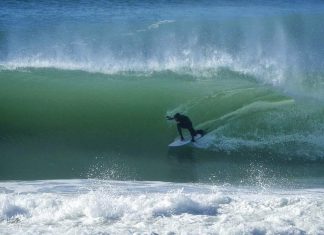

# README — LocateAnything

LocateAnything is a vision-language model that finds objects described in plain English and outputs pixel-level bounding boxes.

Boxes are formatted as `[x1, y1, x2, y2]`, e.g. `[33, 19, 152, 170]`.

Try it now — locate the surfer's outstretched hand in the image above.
[166, 116, 173, 120]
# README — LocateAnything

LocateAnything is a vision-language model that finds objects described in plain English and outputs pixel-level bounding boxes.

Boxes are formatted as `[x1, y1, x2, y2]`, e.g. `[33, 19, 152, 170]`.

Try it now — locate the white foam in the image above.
[0, 47, 286, 86]
[0, 180, 323, 234]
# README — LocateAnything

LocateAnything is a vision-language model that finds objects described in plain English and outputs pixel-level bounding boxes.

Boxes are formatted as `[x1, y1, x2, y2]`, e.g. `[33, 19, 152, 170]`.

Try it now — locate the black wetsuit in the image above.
[174, 114, 196, 141]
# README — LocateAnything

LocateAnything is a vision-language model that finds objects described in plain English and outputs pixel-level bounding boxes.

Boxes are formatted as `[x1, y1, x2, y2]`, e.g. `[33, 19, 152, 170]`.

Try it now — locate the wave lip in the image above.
[0, 47, 286, 85]
[0, 51, 236, 74]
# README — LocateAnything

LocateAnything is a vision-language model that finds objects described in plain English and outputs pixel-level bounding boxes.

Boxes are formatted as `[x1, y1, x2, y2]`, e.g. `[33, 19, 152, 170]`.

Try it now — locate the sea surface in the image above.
[1, 1, 324, 234]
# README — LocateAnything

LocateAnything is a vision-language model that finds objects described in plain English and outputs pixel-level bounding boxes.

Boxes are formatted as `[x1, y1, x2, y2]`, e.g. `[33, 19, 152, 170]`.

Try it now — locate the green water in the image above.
[1, 69, 324, 184]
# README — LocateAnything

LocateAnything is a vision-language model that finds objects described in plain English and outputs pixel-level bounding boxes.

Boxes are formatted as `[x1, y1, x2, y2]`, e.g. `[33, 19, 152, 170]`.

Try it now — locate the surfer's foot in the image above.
[191, 139, 195, 142]
[181, 137, 185, 141]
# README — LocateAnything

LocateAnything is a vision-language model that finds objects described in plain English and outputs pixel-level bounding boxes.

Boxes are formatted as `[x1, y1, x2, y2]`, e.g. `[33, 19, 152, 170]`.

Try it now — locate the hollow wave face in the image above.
[1, 68, 324, 182]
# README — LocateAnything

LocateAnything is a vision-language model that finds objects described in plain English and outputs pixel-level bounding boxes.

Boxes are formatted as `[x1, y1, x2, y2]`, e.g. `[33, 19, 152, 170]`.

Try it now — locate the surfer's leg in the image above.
[188, 127, 196, 142]
[177, 124, 184, 140]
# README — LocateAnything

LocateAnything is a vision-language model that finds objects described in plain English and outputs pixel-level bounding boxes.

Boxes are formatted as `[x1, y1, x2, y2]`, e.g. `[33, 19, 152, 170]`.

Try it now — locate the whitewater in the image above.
[1, 180, 324, 235]
[1, 0, 324, 234]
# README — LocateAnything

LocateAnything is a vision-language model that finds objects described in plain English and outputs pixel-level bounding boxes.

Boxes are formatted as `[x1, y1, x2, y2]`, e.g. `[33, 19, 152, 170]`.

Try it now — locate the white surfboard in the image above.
[168, 134, 203, 147]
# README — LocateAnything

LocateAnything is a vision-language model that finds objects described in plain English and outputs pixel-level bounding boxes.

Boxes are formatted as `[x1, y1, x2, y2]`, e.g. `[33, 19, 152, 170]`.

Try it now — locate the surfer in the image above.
[166, 113, 204, 142]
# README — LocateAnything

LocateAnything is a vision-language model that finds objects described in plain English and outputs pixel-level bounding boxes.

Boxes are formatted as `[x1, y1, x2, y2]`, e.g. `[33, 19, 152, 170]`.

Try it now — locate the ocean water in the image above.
[1, 0, 324, 234]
